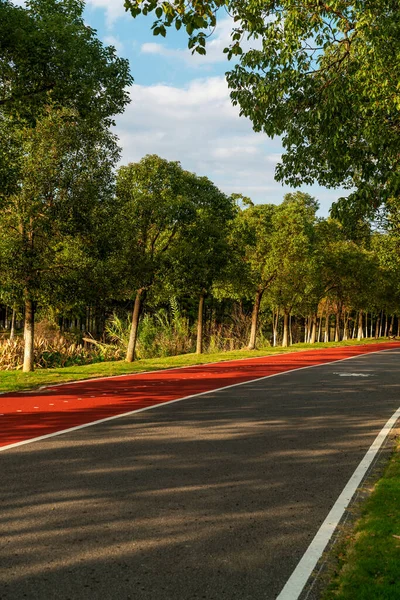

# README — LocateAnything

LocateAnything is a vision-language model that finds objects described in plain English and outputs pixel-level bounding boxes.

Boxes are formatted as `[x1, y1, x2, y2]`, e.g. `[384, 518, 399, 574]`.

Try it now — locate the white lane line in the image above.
[0, 347, 398, 454]
[276, 406, 400, 600]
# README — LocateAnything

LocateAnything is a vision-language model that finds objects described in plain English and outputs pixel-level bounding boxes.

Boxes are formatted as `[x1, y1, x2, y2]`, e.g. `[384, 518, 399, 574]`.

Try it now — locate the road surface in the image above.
[1, 345, 400, 599]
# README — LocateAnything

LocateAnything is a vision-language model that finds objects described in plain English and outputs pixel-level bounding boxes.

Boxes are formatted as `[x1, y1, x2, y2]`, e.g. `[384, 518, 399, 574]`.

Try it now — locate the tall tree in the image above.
[115, 155, 198, 362]
[166, 174, 236, 354]
[0, 108, 120, 371]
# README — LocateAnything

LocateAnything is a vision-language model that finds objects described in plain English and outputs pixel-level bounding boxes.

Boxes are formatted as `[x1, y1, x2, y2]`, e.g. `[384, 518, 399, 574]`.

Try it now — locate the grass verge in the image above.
[0, 337, 394, 394]
[323, 439, 400, 600]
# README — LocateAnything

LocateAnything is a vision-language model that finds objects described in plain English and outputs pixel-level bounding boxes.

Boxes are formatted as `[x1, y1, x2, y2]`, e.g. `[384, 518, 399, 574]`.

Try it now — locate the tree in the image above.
[127, 0, 400, 212]
[0, 0, 132, 200]
[0, 108, 120, 371]
[225, 203, 278, 350]
[167, 174, 236, 354]
[0, 0, 132, 122]
[265, 193, 318, 347]
[115, 155, 198, 362]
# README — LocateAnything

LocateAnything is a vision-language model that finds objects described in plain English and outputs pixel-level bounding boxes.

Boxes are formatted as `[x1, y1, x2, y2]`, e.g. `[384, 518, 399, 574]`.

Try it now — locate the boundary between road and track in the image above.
[1, 346, 397, 456]
[0, 342, 392, 397]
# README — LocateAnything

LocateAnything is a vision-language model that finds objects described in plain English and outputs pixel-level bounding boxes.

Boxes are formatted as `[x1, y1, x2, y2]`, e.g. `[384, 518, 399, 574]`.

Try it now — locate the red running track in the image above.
[1, 342, 400, 449]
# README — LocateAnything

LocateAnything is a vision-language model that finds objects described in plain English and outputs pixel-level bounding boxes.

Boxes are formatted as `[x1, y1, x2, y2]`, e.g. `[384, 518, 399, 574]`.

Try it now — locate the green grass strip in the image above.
[0, 338, 392, 394]
[323, 440, 400, 600]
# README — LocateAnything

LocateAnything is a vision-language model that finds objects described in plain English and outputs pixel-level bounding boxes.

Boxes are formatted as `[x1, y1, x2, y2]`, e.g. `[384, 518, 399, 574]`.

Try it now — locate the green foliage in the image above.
[0, 106, 120, 310]
[127, 0, 400, 212]
[0, 0, 132, 123]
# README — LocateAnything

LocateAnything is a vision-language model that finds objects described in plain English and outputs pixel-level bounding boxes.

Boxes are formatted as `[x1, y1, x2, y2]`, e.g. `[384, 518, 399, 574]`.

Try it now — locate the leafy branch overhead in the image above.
[125, 0, 400, 213]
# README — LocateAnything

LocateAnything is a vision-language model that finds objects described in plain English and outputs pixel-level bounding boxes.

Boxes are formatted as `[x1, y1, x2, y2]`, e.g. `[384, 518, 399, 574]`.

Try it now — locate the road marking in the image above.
[333, 372, 372, 377]
[276, 406, 400, 600]
[0, 348, 398, 454]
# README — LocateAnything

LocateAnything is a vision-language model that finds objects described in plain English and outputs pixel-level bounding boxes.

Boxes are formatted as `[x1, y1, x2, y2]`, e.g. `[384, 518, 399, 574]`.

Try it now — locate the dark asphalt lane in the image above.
[1, 349, 400, 600]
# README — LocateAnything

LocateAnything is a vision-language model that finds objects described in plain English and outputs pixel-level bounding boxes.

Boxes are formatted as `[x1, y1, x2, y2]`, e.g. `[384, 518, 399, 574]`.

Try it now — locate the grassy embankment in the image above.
[0, 337, 393, 393]
[323, 439, 400, 600]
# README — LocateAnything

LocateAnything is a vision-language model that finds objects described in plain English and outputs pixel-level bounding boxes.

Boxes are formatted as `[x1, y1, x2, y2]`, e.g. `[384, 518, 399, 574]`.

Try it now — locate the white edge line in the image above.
[276, 406, 400, 600]
[1, 347, 397, 454]
[1, 342, 397, 396]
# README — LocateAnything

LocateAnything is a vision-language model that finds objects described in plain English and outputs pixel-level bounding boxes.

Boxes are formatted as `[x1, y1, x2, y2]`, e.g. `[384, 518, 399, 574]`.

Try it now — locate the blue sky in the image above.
[17, 0, 348, 215]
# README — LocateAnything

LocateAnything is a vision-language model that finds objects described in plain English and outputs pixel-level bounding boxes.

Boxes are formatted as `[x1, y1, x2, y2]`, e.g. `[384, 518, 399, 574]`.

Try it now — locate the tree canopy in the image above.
[0, 0, 132, 123]
[125, 0, 400, 213]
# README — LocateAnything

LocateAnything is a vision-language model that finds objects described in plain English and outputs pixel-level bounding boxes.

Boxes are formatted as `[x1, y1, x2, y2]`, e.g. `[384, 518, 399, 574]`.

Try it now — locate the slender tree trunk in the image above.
[10, 308, 16, 341]
[317, 315, 322, 342]
[379, 311, 383, 337]
[370, 313, 373, 338]
[357, 310, 363, 341]
[273, 309, 279, 347]
[282, 310, 290, 347]
[397, 316, 400, 337]
[126, 289, 144, 362]
[334, 311, 340, 342]
[23, 297, 34, 372]
[324, 310, 330, 342]
[343, 312, 349, 341]
[384, 313, 389, 337]
[196, 292, 205, 354]
[289, 314, 293, 346]
[248, 287, 264, 350]
[352, 312, 358, 339]
[310, 313, 317, 344]
[375, 314, 380, 339]
[388, 314, 393, 337]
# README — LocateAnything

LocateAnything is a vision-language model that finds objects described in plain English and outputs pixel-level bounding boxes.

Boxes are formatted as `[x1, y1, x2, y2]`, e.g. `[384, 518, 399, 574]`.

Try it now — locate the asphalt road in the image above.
[1, 349, 400, 600]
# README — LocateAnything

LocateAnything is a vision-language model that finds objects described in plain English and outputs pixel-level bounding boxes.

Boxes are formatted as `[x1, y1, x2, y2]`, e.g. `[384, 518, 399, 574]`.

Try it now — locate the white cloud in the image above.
[85, 0, 127, 27]
[103, 35, 124, 54]
[114, 76, 342, 211]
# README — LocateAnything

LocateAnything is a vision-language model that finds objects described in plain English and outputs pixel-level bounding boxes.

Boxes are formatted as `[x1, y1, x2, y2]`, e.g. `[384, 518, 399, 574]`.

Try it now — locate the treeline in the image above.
[1, 151, 400, 371]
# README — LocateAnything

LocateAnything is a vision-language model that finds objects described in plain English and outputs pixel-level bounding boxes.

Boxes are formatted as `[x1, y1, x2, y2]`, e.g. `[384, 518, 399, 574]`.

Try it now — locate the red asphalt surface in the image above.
[1, 342, 400, 449]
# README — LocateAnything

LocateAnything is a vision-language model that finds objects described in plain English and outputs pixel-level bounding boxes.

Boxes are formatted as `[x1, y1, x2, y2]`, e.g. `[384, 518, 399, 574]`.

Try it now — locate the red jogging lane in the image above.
[1, 342, 400, 449]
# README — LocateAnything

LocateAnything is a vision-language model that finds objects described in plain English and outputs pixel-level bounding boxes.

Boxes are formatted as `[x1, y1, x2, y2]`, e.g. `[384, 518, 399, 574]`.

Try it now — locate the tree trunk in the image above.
[289, 314, 293, 346]
[23, 298, 34, 372]
[126, 289, 144, 362]
[334, 311, 340, 342]
[248, 288, 264, 350]
[384, 313, 389, 337]
[317, 315, 322, 342]
[352, 312, 358, 338]
[375, 314, 380, 339]
[10, 308, 16, 341]
[196, 292, 205, 354]
[388, 314, 393, 337]
[357, 310, 363, 341]
[310, 313, 317, 344]
[324, 310, 330, 342]
[343, 312, 349, 340]
[273, 309, 279, 347]
[379, 311, 383, 337]
[282, 310, 290, 347]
